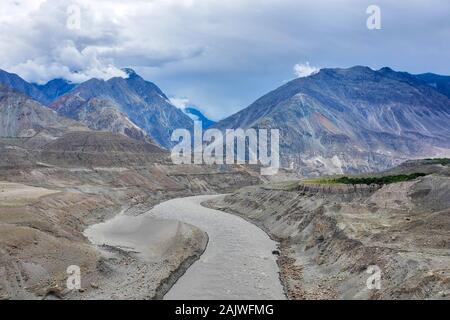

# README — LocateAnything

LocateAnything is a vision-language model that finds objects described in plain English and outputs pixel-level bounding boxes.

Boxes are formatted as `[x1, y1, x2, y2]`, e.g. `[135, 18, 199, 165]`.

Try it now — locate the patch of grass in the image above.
[306, 173, 427, 186]
[423, 158, 450, 166]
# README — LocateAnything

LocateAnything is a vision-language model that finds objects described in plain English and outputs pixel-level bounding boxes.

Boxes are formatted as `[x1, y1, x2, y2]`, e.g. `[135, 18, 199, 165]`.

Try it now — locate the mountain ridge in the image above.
[0, 84, 88, 148]
[183, 107, 216, 129]
[49, 69, 193, 148]
[214, 66, 450, 176]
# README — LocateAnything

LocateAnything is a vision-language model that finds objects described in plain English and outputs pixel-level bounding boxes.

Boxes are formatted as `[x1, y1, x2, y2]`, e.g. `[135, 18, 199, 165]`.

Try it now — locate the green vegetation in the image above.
[307, 173, 427, 186]
[423, 158, 450, 166]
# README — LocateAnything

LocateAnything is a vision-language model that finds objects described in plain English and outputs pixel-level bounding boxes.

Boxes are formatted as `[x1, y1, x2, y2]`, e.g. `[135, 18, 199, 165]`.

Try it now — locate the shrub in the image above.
[332, 173, 427, 185]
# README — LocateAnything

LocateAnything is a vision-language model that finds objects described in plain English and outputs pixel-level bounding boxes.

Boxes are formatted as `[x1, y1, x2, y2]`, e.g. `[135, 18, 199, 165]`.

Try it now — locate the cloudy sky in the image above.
[0, 0, 449, 120]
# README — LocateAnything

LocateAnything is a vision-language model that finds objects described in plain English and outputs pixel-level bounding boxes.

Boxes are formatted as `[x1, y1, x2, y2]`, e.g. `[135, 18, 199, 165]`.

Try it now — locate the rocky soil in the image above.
[206, 163, 450, 299]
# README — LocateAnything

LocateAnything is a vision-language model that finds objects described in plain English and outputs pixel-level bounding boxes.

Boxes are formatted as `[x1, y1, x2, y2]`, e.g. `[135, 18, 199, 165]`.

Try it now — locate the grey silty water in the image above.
[150, 195, 286, 300]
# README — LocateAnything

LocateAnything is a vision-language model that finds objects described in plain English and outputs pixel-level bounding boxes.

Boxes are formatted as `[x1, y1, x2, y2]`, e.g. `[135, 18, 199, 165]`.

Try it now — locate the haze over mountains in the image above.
[214, 66, 450, 175]
[1, 66, 450, 176]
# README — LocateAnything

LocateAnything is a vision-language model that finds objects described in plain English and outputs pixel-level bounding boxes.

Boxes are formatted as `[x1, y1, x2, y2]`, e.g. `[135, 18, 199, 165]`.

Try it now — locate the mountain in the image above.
[0, 68, 190, 147]
[183, 107, 216, 129]
[0, 69, 75, 105]
[214, 66, 450, 176]
[49, 69, 193, 148]
[0, 84, 165, 167]
[0, 69, 48, 104]
[0, 85, 86, 144]
[415, 73, 450, 99]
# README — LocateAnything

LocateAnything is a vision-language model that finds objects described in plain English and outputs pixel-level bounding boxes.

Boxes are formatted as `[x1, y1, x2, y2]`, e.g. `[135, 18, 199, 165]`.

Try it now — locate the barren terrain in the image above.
[206, 162, 450, 299]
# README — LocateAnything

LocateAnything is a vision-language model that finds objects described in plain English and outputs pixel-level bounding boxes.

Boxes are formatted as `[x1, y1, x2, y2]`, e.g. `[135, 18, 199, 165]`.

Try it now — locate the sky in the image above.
[0, 0, 449, 120]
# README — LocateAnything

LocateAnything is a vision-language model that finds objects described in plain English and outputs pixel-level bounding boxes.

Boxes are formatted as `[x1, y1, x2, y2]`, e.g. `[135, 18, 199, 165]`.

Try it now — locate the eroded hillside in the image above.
[206, 162, 450, 299]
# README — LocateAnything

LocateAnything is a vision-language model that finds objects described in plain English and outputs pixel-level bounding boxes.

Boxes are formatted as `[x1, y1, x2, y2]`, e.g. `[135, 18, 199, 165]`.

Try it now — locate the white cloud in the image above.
[169, 97, 190, 110]
[0, 0, 449, 118]
[0, 0, 205, 83]
[293, 62, 320, 78]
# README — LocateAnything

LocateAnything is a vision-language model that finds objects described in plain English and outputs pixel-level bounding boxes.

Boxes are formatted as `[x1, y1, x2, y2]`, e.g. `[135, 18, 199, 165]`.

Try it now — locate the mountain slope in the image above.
[49, 69, 193, 148]
[77, 98, 152, 143]
[48, 94, 154, 143]
[0, 85, 86, 142]
[415, 73, 450, 99]
[0, 69, 48, 104]
[35, 78, 76, 102]
[214, 66, 450, 176]
[40, 131, 167, 167]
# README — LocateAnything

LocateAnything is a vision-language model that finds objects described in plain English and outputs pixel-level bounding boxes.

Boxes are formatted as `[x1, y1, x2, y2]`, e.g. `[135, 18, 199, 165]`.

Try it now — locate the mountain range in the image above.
[1, 66, 450, 176]
[214, 66, 450, 175]
[183, 107, 216, 129]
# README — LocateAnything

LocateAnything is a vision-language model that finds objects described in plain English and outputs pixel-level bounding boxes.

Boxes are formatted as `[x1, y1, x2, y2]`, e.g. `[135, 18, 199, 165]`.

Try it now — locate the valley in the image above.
[0, 126, 264, 299]
[1, 65, 449, 300]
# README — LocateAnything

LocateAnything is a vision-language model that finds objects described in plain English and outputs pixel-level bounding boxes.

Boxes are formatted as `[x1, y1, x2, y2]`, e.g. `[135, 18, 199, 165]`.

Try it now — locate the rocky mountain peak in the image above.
[214, 66, 450, 176]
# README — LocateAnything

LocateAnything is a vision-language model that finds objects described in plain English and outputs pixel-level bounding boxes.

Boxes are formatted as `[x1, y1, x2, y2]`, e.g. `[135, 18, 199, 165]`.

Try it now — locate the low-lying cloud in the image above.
[0, 0, 205, 83]
[293, 62, 320, 78]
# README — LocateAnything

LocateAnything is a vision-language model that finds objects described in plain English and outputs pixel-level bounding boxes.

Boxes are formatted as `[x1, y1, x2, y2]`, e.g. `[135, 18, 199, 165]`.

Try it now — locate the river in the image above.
[151, 195, 285, 300]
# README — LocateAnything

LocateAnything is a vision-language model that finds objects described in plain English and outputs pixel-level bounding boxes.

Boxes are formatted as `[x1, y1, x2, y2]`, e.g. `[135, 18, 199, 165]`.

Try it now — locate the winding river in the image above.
[150, 195, 285, 300]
